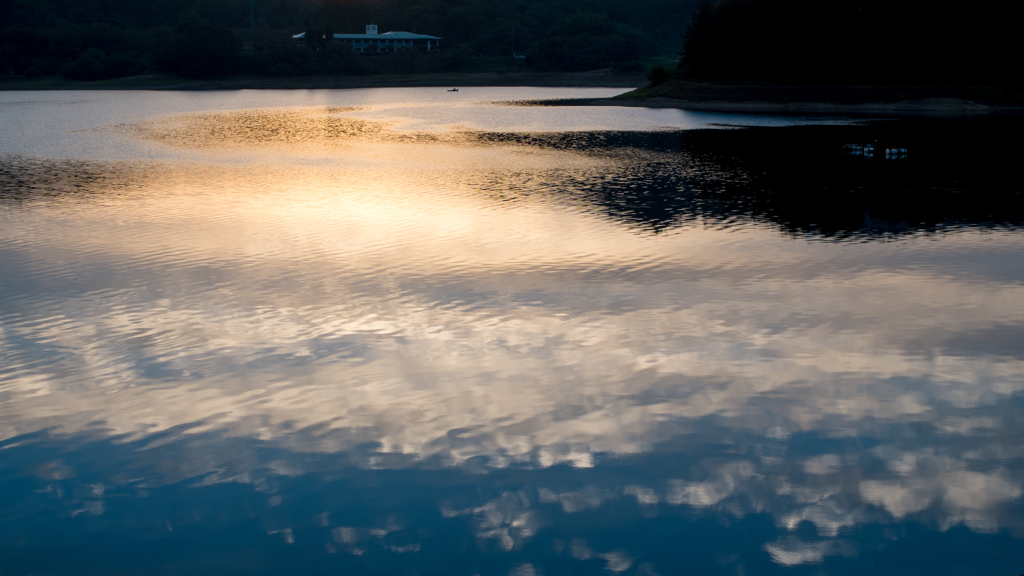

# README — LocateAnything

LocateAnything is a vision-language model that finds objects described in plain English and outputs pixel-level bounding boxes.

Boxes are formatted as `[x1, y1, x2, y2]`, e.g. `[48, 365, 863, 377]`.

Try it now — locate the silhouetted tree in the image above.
[323, 0, 371, 33]
[527, 13, 640, 71]
[646, 63, 669, 85]
[678, 0, 1021, 85]
[165, 23, 239, 78]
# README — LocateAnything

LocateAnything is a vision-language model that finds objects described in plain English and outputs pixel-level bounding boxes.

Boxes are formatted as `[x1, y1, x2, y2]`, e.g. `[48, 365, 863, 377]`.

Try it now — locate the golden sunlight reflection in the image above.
[2, 159, 1023, 468]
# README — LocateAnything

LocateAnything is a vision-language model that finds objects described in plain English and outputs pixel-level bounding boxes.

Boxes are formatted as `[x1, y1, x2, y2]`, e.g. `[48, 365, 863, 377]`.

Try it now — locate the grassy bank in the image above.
[607, 80, 1024, 114]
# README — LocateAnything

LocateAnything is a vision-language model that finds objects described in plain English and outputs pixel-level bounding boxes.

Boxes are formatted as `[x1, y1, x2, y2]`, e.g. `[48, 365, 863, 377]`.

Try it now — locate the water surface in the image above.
[1, 88, 1022, 575]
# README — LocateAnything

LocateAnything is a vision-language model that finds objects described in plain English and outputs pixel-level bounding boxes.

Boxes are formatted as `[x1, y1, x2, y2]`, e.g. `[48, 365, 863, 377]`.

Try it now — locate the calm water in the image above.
[1, 89, 1022, 575]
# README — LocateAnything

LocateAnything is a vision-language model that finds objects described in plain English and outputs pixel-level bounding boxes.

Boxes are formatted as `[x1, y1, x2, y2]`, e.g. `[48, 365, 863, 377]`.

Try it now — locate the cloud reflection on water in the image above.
[1, 94, 1023, 573]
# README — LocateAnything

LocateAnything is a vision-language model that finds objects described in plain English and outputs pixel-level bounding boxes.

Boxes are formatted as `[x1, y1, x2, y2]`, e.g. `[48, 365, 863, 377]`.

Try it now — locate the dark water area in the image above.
[467, 117, 1024, 238]
[0, 90, 1022, 575]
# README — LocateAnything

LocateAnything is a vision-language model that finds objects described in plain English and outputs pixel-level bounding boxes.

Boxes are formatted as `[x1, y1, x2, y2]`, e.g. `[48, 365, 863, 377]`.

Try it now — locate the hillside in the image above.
[0, 0, 695, 81]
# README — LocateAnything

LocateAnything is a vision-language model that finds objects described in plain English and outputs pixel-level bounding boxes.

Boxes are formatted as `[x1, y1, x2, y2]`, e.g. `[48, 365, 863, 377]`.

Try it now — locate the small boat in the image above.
[448, 88, 459, 92]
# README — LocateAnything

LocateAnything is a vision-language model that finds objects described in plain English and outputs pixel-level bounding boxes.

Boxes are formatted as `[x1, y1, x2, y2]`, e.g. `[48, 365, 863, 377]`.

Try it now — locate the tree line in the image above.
[678, 0, 1020, 86]
[0, 0, 695, 80]
[6, 0, 1010, 85]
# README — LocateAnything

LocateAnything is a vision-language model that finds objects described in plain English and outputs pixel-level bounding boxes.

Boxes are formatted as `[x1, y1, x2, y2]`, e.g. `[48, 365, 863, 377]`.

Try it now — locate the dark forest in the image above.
[1, 0, 1019, 84]
[680, 0, 1021, 86]
[0, 0, 692, 79]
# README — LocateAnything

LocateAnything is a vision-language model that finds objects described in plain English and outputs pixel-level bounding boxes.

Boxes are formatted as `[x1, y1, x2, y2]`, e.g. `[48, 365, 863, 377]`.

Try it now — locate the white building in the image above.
[293, 25, 440, 54]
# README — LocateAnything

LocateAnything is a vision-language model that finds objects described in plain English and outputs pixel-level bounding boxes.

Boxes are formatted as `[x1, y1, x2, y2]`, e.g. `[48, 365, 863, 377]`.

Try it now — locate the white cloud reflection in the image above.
[538, 486, 611, 513]
[860, 461, 1021, 532]
[763, 536, 856, 566]
[1, 125, 1023, 567]
[443, 491, 540, 551]
[666, 462, 759, 507]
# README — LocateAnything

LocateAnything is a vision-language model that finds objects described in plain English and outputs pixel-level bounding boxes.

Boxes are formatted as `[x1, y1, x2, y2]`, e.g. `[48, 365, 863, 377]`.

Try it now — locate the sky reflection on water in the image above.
[0, 89, 1022, 575]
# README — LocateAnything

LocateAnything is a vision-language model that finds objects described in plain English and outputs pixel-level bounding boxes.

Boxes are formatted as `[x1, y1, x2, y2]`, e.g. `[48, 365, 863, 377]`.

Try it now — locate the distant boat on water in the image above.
[448, 88, 459, 92]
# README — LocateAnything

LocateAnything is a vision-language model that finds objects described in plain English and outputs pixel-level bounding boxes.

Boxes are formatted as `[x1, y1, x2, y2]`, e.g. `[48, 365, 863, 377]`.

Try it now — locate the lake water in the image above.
[1, 88, 1022, 575]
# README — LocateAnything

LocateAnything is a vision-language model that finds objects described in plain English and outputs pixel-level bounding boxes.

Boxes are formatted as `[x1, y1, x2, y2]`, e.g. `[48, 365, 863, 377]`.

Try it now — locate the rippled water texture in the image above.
[1, 89, 1023, 575]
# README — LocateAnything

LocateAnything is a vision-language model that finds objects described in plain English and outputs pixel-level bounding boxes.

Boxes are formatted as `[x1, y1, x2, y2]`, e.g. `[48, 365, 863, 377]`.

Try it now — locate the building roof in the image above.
[292, 31, 441, 40]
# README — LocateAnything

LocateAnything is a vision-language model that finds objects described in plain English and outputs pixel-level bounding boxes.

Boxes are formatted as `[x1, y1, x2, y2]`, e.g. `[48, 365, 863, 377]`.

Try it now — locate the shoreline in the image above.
[504, 81, 1023, 115]
[603, 81, 1024, 114]
[0, 71, 643, 91]
[575, 96, 1019, 115]
[2, 74, 1019, 115]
